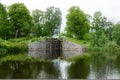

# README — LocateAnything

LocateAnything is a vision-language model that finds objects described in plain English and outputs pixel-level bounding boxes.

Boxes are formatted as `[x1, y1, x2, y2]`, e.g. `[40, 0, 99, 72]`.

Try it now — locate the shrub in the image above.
[105, 41, 119, 52]
[0, 48, 7, 57]
[83, 33, 90, 41]
[90, 32, 108, 47]
[5, 42, 28, 54]
[0, 39, 7, 57]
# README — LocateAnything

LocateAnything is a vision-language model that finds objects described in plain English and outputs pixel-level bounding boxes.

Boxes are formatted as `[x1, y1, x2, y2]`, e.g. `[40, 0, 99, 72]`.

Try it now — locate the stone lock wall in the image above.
[28, 38, 86, 59]
[62, 39, 86, 59]
[28, 40, 51, 59]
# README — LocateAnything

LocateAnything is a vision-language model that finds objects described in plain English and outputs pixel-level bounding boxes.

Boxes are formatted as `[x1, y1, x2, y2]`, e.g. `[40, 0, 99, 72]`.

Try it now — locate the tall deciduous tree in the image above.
[8, 3, 33, 38]
[32, 9, 45, 37]
[91, 11, 108, 34]
[112, 22, 120, 46]
[44, 7, 62, 36]
[0, 3, 10, 39]
[65, 6, 90, 39]
[90, 11, 111, 47]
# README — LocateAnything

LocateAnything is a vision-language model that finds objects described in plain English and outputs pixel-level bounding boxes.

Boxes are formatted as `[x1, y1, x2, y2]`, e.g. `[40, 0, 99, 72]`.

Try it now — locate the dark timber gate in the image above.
[51, 38, 62, 59]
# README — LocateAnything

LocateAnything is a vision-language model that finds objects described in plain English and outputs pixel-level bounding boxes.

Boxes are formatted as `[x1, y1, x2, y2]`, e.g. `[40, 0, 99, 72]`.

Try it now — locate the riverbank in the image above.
[0, 37, 45, 54]
[0, 37, 120, 62]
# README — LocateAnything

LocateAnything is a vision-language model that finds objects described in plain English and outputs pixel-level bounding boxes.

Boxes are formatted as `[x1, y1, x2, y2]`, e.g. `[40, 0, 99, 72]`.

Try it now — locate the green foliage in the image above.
[66, 37, 90, 47]
[112, 22, 120, 46]
[106, 41, 119, 50]
[44, 7, 62, 36]
[32, 9, 45, 37]
[90, 32, 108, 47]
[65, 6, 90, 39]
[0, 3, 62, 39]
[0, 39, 7, 57]
[98, 32, 108, 47]
[4, 42, 28, 54]
[0, 3, 10, 39]
[105, 22, 114, 41]
[88, 41, 120, 53]
[8, 3, 33, 38]
[33, 23, 43, 37]
[90, 11, 112, 47]
[83, 33, 90, 41]
[32, 7, 62, 37]
[91, 11, 107, 32]
[0, 48, 7, 57]
[0, 37, 44, 55]
[32, 9, 44, 24]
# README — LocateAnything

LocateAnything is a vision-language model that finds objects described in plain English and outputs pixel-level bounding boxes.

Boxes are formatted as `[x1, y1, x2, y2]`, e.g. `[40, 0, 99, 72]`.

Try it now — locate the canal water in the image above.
[0, 54, 120, 79]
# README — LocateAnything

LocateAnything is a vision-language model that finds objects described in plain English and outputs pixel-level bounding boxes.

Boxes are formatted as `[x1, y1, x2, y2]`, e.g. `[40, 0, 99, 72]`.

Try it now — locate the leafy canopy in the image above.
[65, 6, 90, 39]
[8, 3, 33, 38]
[0, 3, 10, 39]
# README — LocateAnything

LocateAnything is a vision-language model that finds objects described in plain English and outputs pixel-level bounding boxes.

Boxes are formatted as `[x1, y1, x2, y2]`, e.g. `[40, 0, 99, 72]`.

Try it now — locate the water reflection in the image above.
[89, 53, 120, 79]
[37, 61, 59, 79]
[1, 54, 120, 79]
[0, 60, 70, 79]
[68, 58, 90, 79]
[89, 54, 108, 79]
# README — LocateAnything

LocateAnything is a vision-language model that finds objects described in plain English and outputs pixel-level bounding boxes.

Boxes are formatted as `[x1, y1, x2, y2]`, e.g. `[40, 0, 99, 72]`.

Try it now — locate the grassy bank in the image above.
[0, 37, 45, 57]
[65, 37, 120, 62]
[65, 37, 120, 53]
[65, 37, 90, 47]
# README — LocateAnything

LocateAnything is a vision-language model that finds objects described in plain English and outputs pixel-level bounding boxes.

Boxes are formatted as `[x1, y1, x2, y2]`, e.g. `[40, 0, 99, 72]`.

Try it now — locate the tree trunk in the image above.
[15, 29, 18, 38]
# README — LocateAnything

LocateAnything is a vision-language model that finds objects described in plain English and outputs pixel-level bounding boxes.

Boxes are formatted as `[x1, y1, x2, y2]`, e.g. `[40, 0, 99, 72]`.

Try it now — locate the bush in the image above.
[105, 41, 119, 52]
[0, 39, 7, 57]
[8, 37, 31, 42]
[5, 42, 28, 54]
[90, 32, 108, 47]
[83, 33, 90, 41]
[0, 48, 7, 57]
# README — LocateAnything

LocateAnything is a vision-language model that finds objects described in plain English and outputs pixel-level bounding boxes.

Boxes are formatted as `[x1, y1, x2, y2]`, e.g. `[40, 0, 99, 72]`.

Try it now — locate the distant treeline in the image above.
[0, 3, 120, 48]
[0, 3, 61, 39]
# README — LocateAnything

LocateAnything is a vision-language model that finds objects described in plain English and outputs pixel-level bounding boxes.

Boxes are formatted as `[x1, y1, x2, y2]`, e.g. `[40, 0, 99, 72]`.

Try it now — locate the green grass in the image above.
[65, 37, 90, 47]
[0, 37, 45, 54]
[0, 37, 50, 62]
[8, 37, 44, 43]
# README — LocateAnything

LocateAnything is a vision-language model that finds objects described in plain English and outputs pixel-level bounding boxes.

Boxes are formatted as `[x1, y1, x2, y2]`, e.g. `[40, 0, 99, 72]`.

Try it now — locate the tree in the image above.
[44, 7, 62, 36]
[65, 6, 90, 39]
[91, 11, 107, 32]
[8, 3, 33, 38]
[112, 22, 120, 46]
[90, 11, 112, 47]
[32, 9, 45, 37]
[0, 3, 10, 39]
[105, 21, 114, 41]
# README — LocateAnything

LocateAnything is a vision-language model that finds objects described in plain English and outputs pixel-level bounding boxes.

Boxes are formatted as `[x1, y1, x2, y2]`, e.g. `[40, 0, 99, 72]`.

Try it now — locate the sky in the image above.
[0, 0, 120, 31]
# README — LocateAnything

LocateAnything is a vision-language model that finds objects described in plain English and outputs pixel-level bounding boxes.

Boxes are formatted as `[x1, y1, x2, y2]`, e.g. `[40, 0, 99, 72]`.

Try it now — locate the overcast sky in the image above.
[0, 0, 120, 31]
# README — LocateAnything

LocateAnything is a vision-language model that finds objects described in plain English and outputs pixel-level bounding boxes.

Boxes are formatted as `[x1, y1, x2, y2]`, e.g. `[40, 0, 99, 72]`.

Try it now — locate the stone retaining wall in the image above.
[28, 40, 51, 59]
[62, 39, 86, 59]
[28, 38, 86, 59]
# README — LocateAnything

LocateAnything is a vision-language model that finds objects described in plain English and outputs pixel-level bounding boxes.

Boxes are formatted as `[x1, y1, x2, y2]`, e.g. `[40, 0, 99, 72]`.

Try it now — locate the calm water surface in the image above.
[0, 56, 120, 79]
